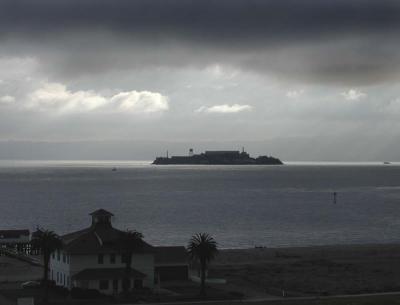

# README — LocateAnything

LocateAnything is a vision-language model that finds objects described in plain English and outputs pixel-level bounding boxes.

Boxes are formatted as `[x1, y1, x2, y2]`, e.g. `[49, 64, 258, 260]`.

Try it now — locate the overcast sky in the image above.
[1, 0, 400, 161]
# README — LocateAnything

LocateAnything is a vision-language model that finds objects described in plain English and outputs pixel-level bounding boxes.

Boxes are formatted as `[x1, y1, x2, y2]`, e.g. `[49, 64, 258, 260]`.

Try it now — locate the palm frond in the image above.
[187, 232, 218, 263]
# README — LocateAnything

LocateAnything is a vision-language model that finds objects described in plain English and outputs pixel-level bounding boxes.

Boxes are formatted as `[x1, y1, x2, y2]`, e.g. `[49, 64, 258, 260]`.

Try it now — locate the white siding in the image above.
[49, 249, 71, 289]
[69, 253, 126, 275]
[50, 251, 154, 293]
[69, 252, 154, 291]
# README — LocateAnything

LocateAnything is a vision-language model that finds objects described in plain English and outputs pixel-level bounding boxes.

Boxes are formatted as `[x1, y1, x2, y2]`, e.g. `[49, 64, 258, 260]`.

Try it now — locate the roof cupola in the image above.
[90, 209, 114, 227]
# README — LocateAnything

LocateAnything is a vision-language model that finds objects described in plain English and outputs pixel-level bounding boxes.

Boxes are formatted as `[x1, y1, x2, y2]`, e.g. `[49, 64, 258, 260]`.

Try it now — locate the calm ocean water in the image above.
[1, 160, 400, 249]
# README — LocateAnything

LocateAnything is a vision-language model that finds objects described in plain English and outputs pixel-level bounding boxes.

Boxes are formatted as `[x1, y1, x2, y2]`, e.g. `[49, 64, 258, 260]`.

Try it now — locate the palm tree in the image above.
[120, 230, 144, 296]
[30, 229, 63, 303]
[187, 233, 218, 297]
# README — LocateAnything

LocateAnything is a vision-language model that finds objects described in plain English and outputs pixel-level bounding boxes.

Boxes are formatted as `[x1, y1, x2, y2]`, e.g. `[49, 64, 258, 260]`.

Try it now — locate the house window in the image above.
[110, 254, 116, 264]
[121, 254, 128, 264]
[67, 255, 69, 264]
[63, 274, 66, 285]
[67, 276, 70, 287]
[57, 272, 59, 283]
[99, 280, 109, 290]
[57, 250, 60, 261]
[98, 254, 104, 264]
[62, 253, 66, 263]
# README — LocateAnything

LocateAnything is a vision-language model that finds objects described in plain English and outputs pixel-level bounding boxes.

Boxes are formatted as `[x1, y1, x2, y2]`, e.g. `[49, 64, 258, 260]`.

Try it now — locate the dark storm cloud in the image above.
[1, 0, 400, 84]
[1, 0, 399, 41]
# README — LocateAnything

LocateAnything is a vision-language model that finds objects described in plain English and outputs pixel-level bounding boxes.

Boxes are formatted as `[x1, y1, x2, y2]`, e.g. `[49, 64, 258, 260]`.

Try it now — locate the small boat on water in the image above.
[383, 161, 391, 165]
[112, 167, 117, 171]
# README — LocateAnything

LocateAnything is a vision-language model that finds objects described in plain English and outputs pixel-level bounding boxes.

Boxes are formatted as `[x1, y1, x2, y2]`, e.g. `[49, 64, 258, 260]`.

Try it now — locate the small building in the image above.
[204, 150, 241, 156]
[155, 246, 188, 282]
[49, 209, 155, 295]
[0, 229, 31, 254]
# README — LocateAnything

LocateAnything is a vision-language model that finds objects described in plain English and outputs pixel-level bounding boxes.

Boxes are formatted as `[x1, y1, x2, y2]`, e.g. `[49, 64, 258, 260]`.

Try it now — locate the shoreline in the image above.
[0, 160, 400, 166]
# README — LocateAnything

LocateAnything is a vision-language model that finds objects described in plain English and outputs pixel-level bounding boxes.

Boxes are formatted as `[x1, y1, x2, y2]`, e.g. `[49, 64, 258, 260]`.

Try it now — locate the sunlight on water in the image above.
[1, 162, 400, 248]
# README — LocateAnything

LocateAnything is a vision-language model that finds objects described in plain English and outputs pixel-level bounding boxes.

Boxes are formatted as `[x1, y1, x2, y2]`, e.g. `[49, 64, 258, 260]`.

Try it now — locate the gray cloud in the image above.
[1, 0, 400, 161]
[1, 0, 400, 84]
[2, 0, 399, 38]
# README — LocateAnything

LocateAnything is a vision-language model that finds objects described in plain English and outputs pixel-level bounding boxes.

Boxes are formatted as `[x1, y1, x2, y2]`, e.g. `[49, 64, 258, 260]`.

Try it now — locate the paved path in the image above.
[118, 290, 400, 305]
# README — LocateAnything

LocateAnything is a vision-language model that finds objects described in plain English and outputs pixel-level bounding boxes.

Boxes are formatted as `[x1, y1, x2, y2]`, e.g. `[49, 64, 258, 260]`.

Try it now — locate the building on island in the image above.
[153, 148, 283, 165]
[49, 209, 188, 295]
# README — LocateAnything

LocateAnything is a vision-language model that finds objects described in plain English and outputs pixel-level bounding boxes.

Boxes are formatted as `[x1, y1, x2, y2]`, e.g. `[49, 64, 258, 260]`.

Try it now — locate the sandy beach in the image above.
[210, 244, 400, 297]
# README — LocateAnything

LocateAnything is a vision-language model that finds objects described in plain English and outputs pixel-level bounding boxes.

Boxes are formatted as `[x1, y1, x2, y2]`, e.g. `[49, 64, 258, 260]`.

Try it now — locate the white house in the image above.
[49, 209, 155, 295]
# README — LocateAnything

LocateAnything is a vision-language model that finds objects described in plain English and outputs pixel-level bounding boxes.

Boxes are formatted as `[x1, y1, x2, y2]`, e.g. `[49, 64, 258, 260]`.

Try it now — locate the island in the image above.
[152, 149, 283, 165]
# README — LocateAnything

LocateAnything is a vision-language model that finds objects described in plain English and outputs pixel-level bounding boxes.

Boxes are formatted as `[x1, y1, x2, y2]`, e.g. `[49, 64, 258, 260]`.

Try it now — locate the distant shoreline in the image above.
[0, 160, 399, 167]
